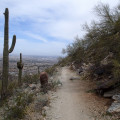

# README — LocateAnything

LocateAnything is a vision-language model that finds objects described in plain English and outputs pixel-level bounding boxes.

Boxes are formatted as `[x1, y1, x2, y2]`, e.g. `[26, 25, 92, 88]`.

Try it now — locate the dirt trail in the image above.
[46, 67, 99, 120]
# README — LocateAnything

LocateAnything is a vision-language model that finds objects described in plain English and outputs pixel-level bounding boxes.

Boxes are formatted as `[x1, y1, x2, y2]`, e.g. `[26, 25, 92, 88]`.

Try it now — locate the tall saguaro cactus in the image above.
[1, 8, 16, 98]
[17, 53, 24, 86]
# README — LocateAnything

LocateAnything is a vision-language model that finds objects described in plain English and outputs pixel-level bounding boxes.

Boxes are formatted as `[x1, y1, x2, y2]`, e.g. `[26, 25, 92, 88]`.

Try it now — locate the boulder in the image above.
[96, 79, 118, 90]
[77, 67, 83, 74]
[29, 84, 36, 90]
[69, 77, 80, 80]
[113, 94, 120, 102]
[108, 102, 120, 113]
[92, 53, 114, 76]
[95, 79, 120, 96]
[94, 66, 105, 75]
[94, 63, 113, 76]
[108, 94, 120, 113]
[104, 89, 120, 98]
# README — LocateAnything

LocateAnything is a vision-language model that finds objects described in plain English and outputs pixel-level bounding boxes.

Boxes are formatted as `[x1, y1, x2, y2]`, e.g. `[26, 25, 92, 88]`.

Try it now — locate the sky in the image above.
[0, 0, 119, 56]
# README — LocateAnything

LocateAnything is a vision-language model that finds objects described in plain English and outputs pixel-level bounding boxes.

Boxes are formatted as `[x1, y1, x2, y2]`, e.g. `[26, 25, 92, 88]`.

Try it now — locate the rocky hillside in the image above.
[59, 2, 120, 114]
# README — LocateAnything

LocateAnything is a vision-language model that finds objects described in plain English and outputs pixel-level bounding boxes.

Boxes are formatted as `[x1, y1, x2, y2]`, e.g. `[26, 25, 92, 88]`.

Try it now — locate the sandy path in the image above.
[46, 67, 95, 120]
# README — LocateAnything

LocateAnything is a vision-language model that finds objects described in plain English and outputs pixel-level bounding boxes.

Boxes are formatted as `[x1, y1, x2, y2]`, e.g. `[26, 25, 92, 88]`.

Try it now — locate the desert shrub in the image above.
[61, 2, 120, 69]
[45, 65, 57, 76]
[4, 92, 34, 120]
[34, 93, 49, 113]
[7, 81, 18, 95]
[0, 80, 18, 98]
[5, 105, 25, 120]
[58, 56, 72, 67]
[112, 60, 120, 81]
[22, 74, 39, 84]
[51, 79, 62, 88]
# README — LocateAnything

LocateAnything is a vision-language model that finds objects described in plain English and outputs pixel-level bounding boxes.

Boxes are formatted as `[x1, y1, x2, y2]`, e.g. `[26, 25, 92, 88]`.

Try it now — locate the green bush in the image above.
[7, 81, 18, 95]
[61, 2, 120, 75]
[112, 60, 120, 81]
[0, 80, 18, 98]
[22, 74, 39, 84]
[4, 92, 34, 120]
[45, 65, 57, 76]
[51, 80, 62, 88]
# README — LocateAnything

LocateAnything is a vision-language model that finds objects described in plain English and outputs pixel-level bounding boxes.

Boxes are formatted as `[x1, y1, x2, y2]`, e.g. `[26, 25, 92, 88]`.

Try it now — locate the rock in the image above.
[108, 94, 120, 113]
[113, 94, 120, 102]
[69, 77, 80, 80]
[24, 87, 31, 93]
[58, 84, 62, 87]
[108, 75, 112, 79]
[35, 88, 40, 93]
[50, 77, 53, 80]
[104, 92, 113, 98]
[77, 67, 83, 74]
[41, 106, 49, 116]
[108, 102, 120, 113]
[92, 53, 114, 77]
[94, 66, 105, 75]
[104, 89, 120, 98]
[43, 106, 49, 111]
[36, 84, 41, 89]
[95, 79, 119, 95]
[15, 88, 23, 93]
[101, 52, 113, 65]
[34, 94, 49, 112]
[42, 109, 46, 116]
[29, 84, 36, 90]
[94, 63, 113, 76]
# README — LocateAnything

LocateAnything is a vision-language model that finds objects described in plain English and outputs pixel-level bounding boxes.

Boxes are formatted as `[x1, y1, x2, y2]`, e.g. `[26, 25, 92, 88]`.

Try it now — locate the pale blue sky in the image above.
[0, 0, 119, 56]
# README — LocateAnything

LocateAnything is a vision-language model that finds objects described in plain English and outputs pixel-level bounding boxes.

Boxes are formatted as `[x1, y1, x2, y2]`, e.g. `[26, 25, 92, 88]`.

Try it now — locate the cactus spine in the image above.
[1, 8, 16, 98]
[17, 53, 24, 85]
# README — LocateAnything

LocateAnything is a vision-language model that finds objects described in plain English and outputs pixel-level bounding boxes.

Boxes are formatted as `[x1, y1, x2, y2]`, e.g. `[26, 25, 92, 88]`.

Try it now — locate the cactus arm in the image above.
[9, 35, 16, 53]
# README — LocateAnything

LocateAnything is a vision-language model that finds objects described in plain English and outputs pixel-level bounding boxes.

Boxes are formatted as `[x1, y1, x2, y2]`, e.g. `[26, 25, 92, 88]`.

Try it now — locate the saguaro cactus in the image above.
[17, 53, 24, 85]
[1, 8, 16, 98]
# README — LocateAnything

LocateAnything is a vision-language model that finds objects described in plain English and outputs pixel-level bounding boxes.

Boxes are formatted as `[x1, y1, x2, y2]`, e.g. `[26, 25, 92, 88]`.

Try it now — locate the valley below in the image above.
[0, 55, 58, 80]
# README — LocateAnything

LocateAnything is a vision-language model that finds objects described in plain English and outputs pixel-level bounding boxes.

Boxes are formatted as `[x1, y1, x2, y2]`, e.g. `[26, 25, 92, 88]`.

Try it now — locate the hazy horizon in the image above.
[0, 53, 60, 58]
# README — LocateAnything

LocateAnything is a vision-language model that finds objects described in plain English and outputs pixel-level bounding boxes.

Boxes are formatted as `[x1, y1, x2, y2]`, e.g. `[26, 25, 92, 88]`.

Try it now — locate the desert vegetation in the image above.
[61, 2, 120, 89]
[62, 3, 120, 62]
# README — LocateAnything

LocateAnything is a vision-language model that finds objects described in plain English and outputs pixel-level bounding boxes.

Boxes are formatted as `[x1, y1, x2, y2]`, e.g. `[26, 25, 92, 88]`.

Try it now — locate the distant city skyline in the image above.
[0, 0, 119, 56]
